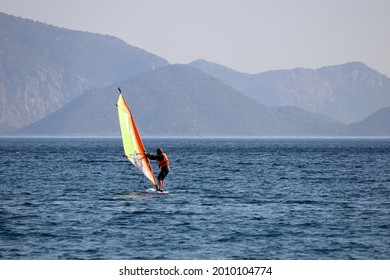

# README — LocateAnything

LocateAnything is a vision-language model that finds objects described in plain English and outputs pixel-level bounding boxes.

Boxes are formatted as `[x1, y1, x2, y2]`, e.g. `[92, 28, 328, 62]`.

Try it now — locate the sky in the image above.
[1, 0, 390, 76]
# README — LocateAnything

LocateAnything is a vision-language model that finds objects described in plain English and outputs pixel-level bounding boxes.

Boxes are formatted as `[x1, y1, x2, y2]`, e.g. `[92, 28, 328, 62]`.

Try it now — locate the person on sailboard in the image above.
[146, 148, 170, 192]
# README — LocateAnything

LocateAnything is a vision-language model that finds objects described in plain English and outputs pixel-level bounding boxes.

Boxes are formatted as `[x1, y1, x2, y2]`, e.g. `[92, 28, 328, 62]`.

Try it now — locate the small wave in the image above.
[284, 199, 321, 205]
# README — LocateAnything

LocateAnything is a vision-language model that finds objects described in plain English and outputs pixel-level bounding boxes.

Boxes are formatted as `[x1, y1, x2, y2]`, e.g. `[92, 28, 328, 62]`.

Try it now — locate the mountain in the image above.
[22, 64, 346, 137]
[348, 107, 390, 136]
[189, 60, 390, 124]
[0, 12, 168, 133]
[3, 13, 389, 137]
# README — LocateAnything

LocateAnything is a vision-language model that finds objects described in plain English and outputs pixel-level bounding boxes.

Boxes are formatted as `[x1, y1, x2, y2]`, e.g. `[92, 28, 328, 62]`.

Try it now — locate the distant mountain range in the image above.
[0, 12, 168, 133]
[1, 12, 389, 136]
[22, 64, 349, 136]
[190, 60, 390, 124]
[347, 107, 390, 136]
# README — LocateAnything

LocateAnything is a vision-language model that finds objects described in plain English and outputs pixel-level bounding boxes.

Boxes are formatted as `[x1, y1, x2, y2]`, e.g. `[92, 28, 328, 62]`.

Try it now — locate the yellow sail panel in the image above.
[117, 93, 157, 186]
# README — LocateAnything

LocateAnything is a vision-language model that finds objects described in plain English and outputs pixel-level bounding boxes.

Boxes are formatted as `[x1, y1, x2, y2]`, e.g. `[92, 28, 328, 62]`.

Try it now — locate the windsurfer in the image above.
[146, 148, 170, 192]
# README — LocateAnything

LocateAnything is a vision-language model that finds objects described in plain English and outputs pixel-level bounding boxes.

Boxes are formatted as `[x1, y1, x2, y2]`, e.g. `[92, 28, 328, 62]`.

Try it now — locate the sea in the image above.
[0, 137, 389, 260]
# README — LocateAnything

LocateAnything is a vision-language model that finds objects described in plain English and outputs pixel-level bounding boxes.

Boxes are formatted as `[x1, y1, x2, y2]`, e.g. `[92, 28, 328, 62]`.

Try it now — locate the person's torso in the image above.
[158, 153, 170, 171]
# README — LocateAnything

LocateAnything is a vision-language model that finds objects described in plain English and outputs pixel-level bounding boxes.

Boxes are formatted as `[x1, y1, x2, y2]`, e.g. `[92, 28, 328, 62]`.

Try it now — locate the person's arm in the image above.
[146, 153, 158, 160]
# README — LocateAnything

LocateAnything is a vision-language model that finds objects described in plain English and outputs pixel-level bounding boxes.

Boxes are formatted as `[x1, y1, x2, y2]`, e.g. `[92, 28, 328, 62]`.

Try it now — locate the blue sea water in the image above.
[0, 137, 389, 260]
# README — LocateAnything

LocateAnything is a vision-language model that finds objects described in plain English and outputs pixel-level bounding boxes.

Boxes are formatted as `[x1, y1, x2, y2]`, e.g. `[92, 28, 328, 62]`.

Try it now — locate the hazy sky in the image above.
[1, 0, 390, 76]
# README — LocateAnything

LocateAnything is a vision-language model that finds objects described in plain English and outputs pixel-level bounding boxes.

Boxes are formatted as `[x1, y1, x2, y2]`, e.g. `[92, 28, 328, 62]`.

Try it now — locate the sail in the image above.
[117, 91, 157, 186]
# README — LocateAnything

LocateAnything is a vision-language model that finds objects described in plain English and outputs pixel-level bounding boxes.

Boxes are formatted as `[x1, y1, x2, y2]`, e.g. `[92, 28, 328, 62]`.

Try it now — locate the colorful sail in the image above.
[117, 89, 157, 186]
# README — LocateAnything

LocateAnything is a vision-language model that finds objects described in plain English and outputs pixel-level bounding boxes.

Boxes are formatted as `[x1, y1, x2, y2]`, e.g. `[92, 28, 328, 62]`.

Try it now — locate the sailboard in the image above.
[146, 188, 170, 195]
[116, 87, 157, 187]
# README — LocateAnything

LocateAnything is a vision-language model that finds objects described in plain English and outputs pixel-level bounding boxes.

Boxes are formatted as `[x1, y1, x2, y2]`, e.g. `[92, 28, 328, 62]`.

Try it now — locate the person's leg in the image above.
[157, 170, 168, 191]
[158, 179, 163, 191]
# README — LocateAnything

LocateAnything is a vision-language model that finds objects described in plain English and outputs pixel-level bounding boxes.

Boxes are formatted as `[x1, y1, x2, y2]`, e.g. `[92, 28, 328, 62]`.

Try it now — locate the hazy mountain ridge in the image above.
[22, 64, 348, 137]
[347, 107, 390, 136]
[0, 12, 168, 133]
[1, 12, 389, 136]
[18, 61, 390, 136]
[189, 60, 390, 123]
